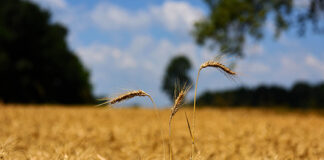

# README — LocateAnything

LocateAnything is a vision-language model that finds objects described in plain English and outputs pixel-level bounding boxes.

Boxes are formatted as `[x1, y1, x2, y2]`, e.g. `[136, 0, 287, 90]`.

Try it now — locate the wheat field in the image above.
[0, 104, 323, 160]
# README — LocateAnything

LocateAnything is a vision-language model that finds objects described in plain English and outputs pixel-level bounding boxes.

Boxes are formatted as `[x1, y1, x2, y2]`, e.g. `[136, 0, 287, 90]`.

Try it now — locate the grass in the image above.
[1, 104, 324, 159]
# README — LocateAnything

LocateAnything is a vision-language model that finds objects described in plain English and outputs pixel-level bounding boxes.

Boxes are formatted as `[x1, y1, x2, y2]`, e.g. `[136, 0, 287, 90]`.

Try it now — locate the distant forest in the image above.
[196, 81, 324, 108]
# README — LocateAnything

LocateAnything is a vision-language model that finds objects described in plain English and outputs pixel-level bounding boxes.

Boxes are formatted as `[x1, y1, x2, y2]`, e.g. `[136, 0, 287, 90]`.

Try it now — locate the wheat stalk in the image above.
[168, 84, 191, 160]
[97, 90, 166, 160]
[192, 60, 236, 159]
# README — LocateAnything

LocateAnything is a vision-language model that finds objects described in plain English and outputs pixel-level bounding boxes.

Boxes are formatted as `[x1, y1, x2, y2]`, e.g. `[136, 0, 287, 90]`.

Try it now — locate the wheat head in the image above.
[97, 90, 148, 106]
[199, 61, 236, 75]
[168, 84, 191, 160]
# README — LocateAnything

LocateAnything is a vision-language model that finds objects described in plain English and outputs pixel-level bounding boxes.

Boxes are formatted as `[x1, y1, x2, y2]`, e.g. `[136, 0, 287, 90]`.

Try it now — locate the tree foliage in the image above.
[162, 55, 192, 101]
[193, 0, 324, 56]
[0, 0, 94, 104]
[196, 81, 324, 108]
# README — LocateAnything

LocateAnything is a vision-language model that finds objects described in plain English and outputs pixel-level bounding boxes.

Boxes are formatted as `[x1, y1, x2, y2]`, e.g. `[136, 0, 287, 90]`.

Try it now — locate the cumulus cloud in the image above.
[232, 50, 324, 86]
[91, 3, 151, 30]
[150, 1, 203, 32]
[149, 39, 199, 70]
[76, 44, 137, 70]
[75, 35, 199, 73]
[128, 35, 154, 55]
[75, 34, 201, 80]
[90, 1, 203, 33]
[278, 53, 324, 81]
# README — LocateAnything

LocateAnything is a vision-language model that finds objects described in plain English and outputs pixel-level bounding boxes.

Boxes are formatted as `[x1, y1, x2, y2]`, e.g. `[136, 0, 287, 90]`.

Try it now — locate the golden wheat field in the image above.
[0, 104, 324, 160]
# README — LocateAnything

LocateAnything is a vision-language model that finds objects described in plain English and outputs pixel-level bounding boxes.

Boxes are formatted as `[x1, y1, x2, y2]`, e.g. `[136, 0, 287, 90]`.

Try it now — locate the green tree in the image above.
[162, 55, 192, 101]
[0, 0, 94, 104]
[193, 0, 324, 57]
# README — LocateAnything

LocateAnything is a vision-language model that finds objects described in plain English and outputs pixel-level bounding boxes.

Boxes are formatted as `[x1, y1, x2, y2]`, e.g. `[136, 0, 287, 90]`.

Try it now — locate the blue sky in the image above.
[29, 0, 324, 106]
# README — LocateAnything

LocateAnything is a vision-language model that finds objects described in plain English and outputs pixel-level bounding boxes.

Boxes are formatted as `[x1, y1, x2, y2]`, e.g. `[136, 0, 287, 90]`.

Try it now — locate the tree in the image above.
[0, 0, 94, 104]
[162, 55, 192, 101]
[193, 0, 324, 57]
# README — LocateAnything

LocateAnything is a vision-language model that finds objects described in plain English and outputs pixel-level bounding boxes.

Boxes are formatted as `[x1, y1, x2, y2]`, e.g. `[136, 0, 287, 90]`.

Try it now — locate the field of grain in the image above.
[0, 104, 324, 160]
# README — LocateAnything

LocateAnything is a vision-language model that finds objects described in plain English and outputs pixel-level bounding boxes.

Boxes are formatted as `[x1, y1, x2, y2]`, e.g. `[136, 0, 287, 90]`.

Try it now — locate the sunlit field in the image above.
[0, 104, 323, 160]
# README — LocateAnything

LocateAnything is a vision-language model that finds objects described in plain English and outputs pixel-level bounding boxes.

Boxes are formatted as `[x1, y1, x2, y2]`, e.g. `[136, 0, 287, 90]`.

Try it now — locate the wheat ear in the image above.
[97, 90, 148, 105]
[98, 90, 166, 160]
[199, 61, 236, 75]
[192, 60, 236, 159]
[169, 84, 191, 160]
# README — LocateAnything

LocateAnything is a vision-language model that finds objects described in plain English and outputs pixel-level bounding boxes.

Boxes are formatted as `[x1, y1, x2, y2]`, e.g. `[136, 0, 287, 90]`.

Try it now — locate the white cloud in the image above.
[142, 61, 155, 72]
[91, 3, 150, 30]
[75, 34, 201, 82]
[233, 50, 324, 86]
[149, 39, 199, 68]
[29, 0, 67, 9]
[128, 35, 154, 55]
[76, 45, 113, 65]
[121, 56, 137, 69]
[152, 39, 174, 57]
[150, 1, 203, 32]
[90, 1, 203, 33]
[76, 44, 137, 70]
[278, 54, 324, 80]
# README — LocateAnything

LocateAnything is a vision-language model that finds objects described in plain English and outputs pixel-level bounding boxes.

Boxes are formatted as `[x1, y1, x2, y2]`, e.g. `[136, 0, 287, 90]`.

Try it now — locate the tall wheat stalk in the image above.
[98, 90, 166, 160]
[192, 60, 236, 159]
[168, 84, 190, 160]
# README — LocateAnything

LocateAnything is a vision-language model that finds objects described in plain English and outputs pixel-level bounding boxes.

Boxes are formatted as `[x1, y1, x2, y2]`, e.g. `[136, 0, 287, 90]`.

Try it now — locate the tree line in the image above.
[196, 81, 324, 108]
